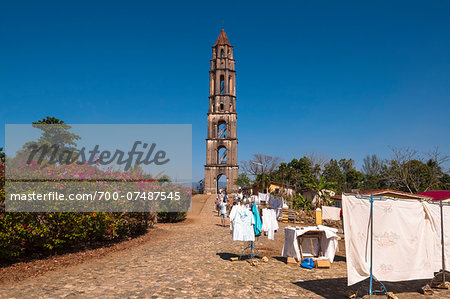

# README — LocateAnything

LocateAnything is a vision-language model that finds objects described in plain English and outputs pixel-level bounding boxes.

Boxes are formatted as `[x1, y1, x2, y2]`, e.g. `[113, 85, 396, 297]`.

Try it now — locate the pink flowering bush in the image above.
[0, 161, 189, 261]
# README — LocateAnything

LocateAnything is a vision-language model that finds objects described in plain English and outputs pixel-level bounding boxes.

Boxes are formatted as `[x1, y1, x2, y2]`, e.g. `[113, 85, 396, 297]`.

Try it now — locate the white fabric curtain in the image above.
[343, 194, 444, 286]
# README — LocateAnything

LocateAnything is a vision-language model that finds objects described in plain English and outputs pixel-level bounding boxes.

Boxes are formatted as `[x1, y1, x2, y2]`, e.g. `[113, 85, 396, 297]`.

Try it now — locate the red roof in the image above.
[332, 189, 433, 200]
[214, 29, 231, 46]
[417, 190, 450, 201]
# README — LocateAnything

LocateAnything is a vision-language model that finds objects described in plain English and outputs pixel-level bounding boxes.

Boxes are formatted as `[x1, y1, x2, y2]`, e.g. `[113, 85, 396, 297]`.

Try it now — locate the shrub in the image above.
[293, 194, 312, 211]
[0, 211, 155, 261]
[0, 161, 192, 261]
[157, 212, 186, 223]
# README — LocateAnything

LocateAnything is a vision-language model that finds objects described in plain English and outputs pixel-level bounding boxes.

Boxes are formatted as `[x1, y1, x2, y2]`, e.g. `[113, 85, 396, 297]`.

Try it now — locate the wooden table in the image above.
[297, 230, 323, 261]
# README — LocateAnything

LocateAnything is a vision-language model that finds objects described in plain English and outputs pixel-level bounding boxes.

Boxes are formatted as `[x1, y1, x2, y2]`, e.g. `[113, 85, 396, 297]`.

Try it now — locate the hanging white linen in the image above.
[261, 208, 279, 240]
[281, 225, 339, 262]
[322, 206, 341, 220]
[342, 194, 439, 286]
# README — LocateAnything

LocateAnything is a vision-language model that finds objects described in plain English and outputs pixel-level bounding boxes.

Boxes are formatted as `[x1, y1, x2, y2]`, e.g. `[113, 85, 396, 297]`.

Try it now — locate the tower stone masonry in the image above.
[204, 30, 239, 194]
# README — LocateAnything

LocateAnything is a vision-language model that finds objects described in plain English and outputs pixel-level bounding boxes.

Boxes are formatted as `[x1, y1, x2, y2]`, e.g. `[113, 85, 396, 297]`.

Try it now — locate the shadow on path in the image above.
[294, 277, 431, 299]
[216, 252, 239, 261]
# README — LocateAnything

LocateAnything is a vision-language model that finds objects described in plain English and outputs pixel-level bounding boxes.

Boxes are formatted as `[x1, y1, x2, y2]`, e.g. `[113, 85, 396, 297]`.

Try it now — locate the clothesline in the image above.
[229, 203, 279, 242]
[343, 194, 449, 286]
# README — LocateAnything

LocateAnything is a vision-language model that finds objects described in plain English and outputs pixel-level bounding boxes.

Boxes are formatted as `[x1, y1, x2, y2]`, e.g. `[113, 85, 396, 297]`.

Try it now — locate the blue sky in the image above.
[1, 0, 449, 181]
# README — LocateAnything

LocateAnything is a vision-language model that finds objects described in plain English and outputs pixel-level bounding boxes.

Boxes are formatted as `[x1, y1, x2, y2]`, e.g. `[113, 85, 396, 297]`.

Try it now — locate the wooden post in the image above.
[315, 208, 322, 225]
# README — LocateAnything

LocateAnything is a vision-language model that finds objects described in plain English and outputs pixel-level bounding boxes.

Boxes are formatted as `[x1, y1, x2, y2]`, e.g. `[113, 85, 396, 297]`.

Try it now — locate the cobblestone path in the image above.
[1, 195, 449, 298]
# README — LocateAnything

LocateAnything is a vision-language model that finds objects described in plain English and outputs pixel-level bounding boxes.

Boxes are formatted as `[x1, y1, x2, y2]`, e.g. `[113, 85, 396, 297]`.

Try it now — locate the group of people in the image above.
[216, 192, 228, 226]
[215, 190, 245, 227]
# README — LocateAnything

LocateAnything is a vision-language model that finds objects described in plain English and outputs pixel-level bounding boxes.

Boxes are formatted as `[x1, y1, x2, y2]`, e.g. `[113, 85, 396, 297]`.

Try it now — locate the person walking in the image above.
[219, 199, 228, 227]
[215, 196, 220, 216]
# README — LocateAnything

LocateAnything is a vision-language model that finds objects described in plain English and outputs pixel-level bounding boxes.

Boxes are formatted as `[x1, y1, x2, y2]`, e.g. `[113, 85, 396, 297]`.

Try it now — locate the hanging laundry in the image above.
[252, 205, 262, 236]
[251, 194, 260, 205]
[343, 194, 440, 286]
[229, 205, 255, 241]
[322, 206, 341, 220]
[270, 197, 284, 219]
[261, 208, 279, 240]
[258, 193, 270, 203]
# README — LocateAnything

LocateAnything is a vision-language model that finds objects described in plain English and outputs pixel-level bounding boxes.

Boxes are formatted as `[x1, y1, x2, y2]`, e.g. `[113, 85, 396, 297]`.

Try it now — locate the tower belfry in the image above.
[204, 29, 239, 194]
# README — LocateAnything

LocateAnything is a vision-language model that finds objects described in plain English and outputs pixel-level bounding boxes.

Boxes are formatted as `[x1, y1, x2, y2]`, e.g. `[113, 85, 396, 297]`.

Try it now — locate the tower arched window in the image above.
[221, 49, 225, 58]
[217, 146, 227, 164]
[220, 75, 225, 94]
[217, 120, 227, 138]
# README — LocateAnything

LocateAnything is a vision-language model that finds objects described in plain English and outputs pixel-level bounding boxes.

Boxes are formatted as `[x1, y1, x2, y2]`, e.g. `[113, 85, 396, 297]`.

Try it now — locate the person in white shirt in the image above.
[219, 199, 228, 227]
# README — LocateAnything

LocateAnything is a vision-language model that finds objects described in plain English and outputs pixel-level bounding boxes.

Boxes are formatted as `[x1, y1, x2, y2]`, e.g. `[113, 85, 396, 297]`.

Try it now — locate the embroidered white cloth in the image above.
[322, 206, 341, 220]
[281, 225, 339, 262]
[342, 194, 439, 286]
[261, 208, 279, 240]
[229, 205, 255, 241]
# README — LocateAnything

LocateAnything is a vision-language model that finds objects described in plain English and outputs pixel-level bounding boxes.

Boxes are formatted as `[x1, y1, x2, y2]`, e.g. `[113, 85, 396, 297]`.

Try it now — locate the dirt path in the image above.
[0, 195, 448, 298]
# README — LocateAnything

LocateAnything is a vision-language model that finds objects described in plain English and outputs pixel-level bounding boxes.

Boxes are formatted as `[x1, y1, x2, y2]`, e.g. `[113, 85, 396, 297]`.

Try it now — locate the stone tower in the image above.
[204, 30, 239, 194]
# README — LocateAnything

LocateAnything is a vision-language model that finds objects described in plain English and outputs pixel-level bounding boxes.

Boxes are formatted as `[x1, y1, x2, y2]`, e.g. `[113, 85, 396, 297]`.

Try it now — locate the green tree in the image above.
[34, 116, 65, 125]
[293, 193, 312, 210]
[306, 176, 337, 208]
[387, 148, 449, 193]
[322, 159, 364, 192]
[255, 172, 270, 192]
[18, 117, 81, 167]
[339, 159, 365, 191]
[234, 173, 251, 189]
[440, 173, 450, 190]
[271, 157, 315, 191]
[361, 154, 388, 190]
[323, 159, 345, 193]
[344, 167, 365, 191]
